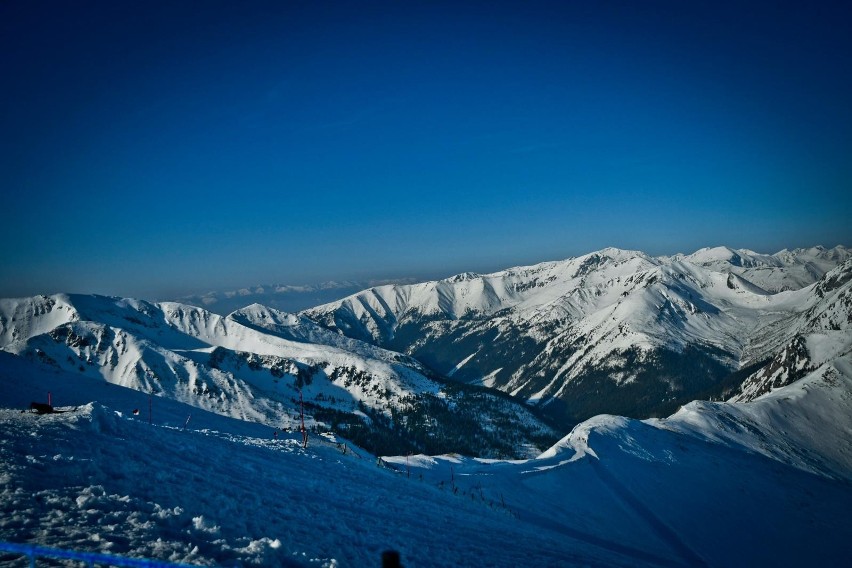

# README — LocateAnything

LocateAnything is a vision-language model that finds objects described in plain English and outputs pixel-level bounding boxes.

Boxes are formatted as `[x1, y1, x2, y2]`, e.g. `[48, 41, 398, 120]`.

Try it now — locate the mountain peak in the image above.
[585, 246, 650, 261]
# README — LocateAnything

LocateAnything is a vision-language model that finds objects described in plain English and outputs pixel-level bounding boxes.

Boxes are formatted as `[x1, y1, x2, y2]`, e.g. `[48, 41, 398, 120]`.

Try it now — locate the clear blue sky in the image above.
[2, 0, 850, 299]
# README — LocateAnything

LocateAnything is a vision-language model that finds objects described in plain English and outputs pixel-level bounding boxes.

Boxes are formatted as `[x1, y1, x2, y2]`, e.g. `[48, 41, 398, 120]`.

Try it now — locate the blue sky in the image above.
[2, 0, 850, 299]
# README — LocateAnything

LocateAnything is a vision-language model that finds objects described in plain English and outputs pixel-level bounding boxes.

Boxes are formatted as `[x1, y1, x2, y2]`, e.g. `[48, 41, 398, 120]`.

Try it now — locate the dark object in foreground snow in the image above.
[29, 402, 55, 414]
[382, 550, 401, 568]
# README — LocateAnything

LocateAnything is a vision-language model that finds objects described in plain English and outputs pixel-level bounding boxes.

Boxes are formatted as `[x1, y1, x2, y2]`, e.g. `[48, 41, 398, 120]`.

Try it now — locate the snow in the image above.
[476, 367, 502, 388]
[0, 294, 447, 430]
[445, 352, 475, 377]
[680, 245, 851, 293]
[2, 247, 851, 566]
[304, 247, 851, 407]
[662, 359, 852, 481]
[2, 342, 851, 566]
[0, 355, 627, 566]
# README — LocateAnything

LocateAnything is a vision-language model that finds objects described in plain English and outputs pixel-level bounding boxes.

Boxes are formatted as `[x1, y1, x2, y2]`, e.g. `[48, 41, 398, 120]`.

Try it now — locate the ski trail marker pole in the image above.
[299, 388, 309, 449]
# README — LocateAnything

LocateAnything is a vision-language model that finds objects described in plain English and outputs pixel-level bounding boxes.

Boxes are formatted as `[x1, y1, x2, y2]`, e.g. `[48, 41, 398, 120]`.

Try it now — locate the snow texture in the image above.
[1, 346, 850, 566]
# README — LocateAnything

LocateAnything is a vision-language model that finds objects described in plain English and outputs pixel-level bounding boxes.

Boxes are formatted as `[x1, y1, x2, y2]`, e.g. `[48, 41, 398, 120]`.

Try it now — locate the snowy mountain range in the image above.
[1, 245, 849, 451]
[1, 244, 851, 565]
[303, 245, 851, 427]
[0, 294, 556, 458]
[1, 296, 850, 565]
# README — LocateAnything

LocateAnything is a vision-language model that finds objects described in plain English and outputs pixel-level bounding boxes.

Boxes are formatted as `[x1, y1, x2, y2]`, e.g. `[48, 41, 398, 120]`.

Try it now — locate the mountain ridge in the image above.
[302, 245, 851, 427]
[0, 294, 557, 458]
[2, 244, 849, 447]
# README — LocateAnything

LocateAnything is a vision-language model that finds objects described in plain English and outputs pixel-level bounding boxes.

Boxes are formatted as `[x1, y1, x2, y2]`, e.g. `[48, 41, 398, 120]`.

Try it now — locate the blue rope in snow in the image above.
[0, 541, 203, 568]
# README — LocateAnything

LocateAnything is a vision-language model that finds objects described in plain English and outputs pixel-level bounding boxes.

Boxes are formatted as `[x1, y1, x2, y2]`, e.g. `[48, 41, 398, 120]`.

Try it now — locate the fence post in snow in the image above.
[48, 391, 51, 407]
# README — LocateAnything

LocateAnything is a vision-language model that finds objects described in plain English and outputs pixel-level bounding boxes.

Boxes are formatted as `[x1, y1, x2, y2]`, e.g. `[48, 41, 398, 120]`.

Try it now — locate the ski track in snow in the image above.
[588, 458, 707, 567]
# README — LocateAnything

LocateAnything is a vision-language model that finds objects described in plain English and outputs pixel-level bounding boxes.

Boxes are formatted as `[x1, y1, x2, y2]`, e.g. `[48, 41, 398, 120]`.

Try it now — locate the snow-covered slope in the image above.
[0, 294, 556, 458]
[3, 247, 849, 566]
[303, 246, 851, 427]
[2, 339, 849, 566]
[730, 259, 852, 402]
[675, 245, 850, 293]
[393, 351, 852, 566]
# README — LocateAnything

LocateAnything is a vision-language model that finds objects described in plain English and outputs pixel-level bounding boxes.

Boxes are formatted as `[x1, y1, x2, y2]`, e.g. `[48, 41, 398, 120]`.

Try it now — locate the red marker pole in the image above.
[299, 389, 307, 448]
[48, 391, 52, 406]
